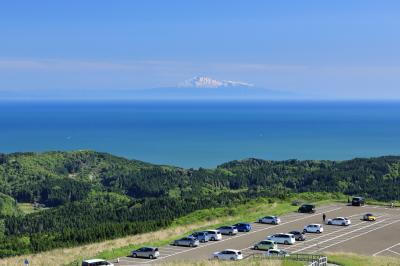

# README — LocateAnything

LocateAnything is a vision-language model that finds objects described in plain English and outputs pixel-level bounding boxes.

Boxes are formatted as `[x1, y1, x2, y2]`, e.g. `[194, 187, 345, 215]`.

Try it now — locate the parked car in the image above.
[204, 230, 222, 241]
[288, 230, 306, 241]
[217, 226, 238, 235]
[258, 215, 281, 224]
[266, 233, 296, 245]
[82, 259, 114, 266]
[232, 222, 252, 232]
[298, 204, 316, 213]
[253, 240, 277, 250]
[264, 249, 289, 257]
[352, 196, 365, 206]
[189, 231, 210, 242]
[363, 213, 376, 221]
[172, 237, 199, 247]
[303, 224, 323, 233]
[131, 247, 159, 259]
[327, 217, 351, 226]
[213, 249, 243, 260]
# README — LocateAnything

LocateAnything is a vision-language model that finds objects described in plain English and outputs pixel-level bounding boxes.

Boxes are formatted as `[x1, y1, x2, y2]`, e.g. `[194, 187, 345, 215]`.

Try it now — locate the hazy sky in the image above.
[1, 0, 400, 99]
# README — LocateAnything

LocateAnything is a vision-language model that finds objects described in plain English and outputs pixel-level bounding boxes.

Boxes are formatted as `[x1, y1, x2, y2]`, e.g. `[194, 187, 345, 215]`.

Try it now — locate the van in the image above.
[266, 233, 296, 245]
[352, 197, 365, 206]
[82, 259, 114, 266]
[298, 204, 316, 213]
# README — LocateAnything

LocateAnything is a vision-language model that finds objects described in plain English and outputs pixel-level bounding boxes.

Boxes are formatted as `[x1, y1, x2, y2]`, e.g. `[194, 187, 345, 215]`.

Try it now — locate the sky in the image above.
[0, 0, 400, 100]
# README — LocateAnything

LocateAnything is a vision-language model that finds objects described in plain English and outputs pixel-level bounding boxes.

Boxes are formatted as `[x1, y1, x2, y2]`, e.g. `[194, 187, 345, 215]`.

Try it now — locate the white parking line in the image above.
[293, 217, 388, 253]
[314, 218, 400, 253]
[134, 206, 343, 264]
[281, 213, 384, 253]
[373, 242, 400, 256]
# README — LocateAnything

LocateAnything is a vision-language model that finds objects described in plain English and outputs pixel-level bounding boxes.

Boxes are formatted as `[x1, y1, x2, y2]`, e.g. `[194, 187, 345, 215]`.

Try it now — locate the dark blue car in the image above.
[232, 223, 252, 232]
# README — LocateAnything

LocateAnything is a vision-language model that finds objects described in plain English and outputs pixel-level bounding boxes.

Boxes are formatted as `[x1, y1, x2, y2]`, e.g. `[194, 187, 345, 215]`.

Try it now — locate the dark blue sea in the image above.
[1, 100, 399, 168]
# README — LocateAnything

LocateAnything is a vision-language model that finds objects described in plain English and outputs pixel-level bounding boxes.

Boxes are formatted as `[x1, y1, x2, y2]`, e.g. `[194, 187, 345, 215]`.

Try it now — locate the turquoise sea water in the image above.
[1, 101, 399, 168]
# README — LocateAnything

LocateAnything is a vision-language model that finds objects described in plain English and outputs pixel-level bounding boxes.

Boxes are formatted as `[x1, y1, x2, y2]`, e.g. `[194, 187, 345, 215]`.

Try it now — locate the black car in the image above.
[352, 197, 365, 206]
[289, 230, 306, 241]
[298, 204, 316, 213]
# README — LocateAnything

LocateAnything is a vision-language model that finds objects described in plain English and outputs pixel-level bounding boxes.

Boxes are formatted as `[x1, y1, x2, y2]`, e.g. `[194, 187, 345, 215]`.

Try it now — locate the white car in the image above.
[258, 215, 281, 224]
[82, 259, 114, 266]
[204, 230, 222, 241]
[264, 249, 289, 257]
[327, 217, 351, 226]
[303, 224, 323, 233]
[213, 249, 243, 260]
[266, 233, 296, 245]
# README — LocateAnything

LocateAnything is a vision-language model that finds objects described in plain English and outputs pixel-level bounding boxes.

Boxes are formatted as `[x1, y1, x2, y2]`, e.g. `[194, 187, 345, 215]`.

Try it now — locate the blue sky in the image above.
[1, 0, 400, 99]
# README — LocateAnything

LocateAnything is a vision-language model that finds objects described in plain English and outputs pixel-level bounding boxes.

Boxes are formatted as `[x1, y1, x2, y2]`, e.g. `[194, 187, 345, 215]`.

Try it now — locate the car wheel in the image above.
[189, 243, 193, 247]
[284, 240, 289, 245]
[229, 232, 233, 235]
[211, 237, 215, 241]
[149, 255, 153, 259]
[230, 257, 235, 261]
[214, 256, 219, 260]
[342, 222, 345, 226]
[273, 221, 277, 225]
[303, 229, 307, 233]
[259, 220, 262, 223]
[328, 221, 332, 225]
[201, 239, 205, 243]
[317, 230, 321, 233]
[132, 253, 137, 258]
[254, 246, 259, 250]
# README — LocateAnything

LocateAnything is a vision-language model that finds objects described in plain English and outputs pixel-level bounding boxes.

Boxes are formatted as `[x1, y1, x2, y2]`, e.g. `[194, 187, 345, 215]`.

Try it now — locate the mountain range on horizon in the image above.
[178, 76, 254, 89]
[0, 76, 297, 100]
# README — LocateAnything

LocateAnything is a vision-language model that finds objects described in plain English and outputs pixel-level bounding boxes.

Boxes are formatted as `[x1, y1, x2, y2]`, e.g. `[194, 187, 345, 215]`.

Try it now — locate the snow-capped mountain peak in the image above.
[179, 76, 253, 88]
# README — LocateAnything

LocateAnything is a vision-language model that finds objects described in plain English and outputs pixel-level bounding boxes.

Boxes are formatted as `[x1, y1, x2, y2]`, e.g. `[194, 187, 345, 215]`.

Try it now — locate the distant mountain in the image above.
[0, 76, 298, 100]
[178, 76, 254, 88]
[131, 76, 295, 100]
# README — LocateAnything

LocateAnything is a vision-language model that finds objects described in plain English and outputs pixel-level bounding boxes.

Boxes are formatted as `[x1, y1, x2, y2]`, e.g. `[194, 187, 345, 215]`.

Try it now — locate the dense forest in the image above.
[0, 151, 399, 257]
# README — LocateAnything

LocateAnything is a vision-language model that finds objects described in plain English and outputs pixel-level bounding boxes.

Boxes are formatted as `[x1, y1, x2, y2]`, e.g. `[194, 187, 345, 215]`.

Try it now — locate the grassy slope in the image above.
[0, 193, 21, 217]
[326, 252, 400, 266]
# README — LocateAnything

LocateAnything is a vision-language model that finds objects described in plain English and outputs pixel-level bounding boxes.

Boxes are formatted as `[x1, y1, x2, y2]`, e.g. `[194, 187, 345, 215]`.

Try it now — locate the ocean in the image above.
[1, 100, 399, 168]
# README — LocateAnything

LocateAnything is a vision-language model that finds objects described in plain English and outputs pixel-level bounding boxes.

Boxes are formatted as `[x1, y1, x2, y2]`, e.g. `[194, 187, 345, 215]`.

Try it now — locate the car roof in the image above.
[224, 249, 240, 252]
[308, 223, 321, 226]
[83, 259, 107, 263]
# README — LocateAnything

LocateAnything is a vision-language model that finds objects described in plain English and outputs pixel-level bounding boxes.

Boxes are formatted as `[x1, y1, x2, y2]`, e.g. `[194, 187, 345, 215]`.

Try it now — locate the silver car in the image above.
[131, 247, 159, 259]
[217, 226, 238, 235]
[173, 237, 199, 247]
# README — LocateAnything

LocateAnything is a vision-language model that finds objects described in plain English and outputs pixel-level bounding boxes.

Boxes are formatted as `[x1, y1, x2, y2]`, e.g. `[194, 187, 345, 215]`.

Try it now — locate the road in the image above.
[117, 204, 400, 265]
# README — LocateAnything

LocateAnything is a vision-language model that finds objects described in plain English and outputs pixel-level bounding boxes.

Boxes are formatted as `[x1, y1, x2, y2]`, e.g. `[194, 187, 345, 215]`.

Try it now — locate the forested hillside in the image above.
[0, 151, 399, 257]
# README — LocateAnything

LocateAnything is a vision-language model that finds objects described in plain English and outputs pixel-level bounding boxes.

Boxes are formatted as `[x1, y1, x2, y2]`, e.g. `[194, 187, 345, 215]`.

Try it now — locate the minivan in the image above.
[204, 230, 222, 241]
[352, 197, 365, 206]
[82, 259, 114, 266]
[189, 231, 210, 242]
[298, 204, 316, 213]
[266, 233, 296, 245]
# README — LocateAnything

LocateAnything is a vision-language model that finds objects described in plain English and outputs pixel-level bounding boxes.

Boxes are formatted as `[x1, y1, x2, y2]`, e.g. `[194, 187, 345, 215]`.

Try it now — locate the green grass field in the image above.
[326, 252, 400, 266]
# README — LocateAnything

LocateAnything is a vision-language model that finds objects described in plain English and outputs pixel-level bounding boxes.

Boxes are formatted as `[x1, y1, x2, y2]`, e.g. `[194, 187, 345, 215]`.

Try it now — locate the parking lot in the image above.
[118, 204, 400, 265]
